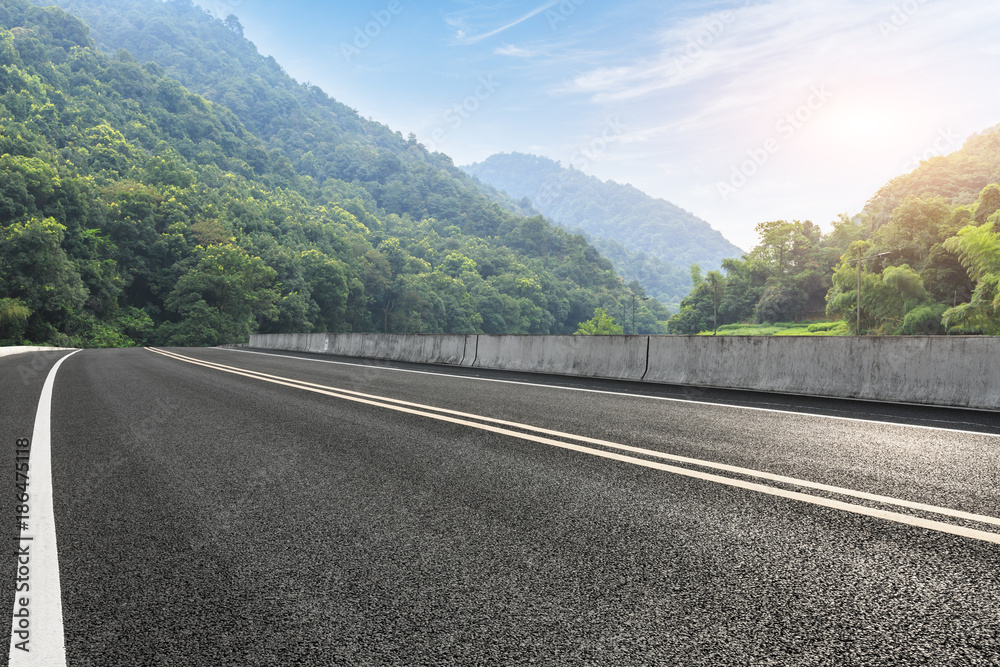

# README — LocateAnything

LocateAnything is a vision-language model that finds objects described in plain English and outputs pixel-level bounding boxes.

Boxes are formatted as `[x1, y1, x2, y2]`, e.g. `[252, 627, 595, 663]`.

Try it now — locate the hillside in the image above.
[863, 125, 1000, 228]
[463, 152, 744, 305]
[0, 0, 671, 347]
[33, 0, 529, 235]
[666, 124, 1000, 335]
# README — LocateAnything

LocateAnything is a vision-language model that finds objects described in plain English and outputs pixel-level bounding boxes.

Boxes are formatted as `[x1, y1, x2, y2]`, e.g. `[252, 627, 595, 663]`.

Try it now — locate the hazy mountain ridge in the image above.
[463, 152, 743, 306]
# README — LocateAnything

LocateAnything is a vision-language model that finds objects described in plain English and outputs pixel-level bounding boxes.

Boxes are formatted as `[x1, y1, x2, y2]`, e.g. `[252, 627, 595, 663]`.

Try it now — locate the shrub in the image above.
[901, 304, 948, 335]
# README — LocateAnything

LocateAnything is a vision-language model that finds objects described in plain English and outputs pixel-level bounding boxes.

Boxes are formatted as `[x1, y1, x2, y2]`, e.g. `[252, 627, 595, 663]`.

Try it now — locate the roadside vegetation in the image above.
[695, 321, 850, 336]
[668, 125, 1000, 336]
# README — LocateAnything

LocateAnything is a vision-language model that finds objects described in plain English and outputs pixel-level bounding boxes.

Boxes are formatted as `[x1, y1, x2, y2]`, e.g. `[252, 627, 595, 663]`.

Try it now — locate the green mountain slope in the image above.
[666, 124, 1000, 335]
[463, 152, 744, 305]
[31, 0, 671, 333]
[32, 0, 538, 239]
[864, 125, 1000, 228]
[0, 0, 670, 346]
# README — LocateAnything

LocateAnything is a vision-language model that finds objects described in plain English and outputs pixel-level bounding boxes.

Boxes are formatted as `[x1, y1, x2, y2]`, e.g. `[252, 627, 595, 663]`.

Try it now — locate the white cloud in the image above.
[536, 0, 1000, 247]
[447, 1, 560, 46]
[558, 0, 1000, 116]
[494, 43, 547, 58]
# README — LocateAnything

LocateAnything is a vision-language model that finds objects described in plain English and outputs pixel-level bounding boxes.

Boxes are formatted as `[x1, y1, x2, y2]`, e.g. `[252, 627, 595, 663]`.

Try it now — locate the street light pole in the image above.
[630, 293, 649, 335]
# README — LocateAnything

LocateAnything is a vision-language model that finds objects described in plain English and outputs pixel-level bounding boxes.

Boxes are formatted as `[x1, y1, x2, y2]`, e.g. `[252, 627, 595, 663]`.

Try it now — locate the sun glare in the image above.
[829, 105, 897, 140]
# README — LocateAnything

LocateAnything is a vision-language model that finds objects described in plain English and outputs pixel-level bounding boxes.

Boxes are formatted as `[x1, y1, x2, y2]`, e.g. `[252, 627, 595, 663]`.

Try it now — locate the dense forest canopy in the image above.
[464, 152, 744, 308]
[0, 0, 672, 347]
[667, 126, 1000, 335]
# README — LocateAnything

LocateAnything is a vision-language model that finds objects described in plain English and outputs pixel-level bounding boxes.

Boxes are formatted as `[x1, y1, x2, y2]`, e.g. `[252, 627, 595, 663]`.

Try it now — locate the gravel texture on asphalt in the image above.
[6, 347, 999, 665]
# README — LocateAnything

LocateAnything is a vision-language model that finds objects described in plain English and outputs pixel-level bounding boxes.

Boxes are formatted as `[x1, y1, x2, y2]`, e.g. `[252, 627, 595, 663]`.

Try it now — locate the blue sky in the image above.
[195, 0, 1000, 250]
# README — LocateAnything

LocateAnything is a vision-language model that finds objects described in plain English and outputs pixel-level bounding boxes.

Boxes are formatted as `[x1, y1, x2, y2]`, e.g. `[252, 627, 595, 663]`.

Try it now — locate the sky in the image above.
[193, 0, 1000, 251]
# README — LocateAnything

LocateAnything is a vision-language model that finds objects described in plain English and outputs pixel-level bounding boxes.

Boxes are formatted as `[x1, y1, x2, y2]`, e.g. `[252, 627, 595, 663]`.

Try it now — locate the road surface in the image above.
[2, 346, 999, 665]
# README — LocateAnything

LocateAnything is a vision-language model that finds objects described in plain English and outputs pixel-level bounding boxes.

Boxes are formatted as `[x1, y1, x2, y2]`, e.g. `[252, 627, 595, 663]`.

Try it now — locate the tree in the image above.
[574, 308, 623, 335]
[750, 220, 799, 274]
[0, 0, 677, 347]
[942, 275, 1000, 334]
[941, 221, 1000, 333]
[299, 249, 349, 331]
[704, 270, 726, 333]
[873, 196, 952, 268]
[974, 184, 1000, 224]
[0, 297, 30, 343]
[159, 244, 279, 346]
[827, 253, 934, 334]
[689, 263, 702, 287]
[224, 15, 244, 37]
[0, 217, 87, 341]
[944, 221, 1000, 282]
[756, 278, 806, 324]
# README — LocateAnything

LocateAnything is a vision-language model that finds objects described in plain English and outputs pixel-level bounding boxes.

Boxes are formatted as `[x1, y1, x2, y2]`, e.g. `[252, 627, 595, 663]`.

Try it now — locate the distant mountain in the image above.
[463, 153, 744, 307]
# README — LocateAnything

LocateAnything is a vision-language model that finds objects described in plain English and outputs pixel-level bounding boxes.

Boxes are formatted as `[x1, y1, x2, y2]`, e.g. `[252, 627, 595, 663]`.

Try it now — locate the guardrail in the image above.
[247, 333, 1000, 411]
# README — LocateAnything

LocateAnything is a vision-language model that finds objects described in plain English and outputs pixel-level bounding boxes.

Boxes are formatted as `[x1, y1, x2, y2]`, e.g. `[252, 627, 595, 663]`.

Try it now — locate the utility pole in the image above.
[710, 274, 720, 335]
[847, 249, 892, 334]
[857, 246, 861, 335]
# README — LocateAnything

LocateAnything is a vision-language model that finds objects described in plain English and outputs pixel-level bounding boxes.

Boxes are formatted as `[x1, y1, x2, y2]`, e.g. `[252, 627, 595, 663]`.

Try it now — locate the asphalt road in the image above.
[3, 346, 1000, 665]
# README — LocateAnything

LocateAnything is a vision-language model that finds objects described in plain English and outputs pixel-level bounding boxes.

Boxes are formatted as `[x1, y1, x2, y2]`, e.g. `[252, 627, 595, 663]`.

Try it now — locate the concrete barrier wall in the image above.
[0, 346, 75, 358]
[360, 334, 476, 367]
[644, 335, 1000, 410]
[329, 333, 364, 358]
[474, 335, 648, 381]
[249, 333, 329, 354]
[249, 333, 476, 367]
[247, 333, 1000, 410]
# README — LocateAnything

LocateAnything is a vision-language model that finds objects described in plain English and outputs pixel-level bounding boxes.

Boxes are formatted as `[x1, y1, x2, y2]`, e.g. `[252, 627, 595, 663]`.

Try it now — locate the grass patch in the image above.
[697, 321, 849, 336]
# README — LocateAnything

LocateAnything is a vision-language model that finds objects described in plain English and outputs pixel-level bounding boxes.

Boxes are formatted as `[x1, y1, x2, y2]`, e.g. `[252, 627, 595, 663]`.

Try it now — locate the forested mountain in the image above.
[667, 125, 1000, 335]
[463, 152, 744, 306]
[34, 0, 486, 222]
[0, 0, 671, 347]
[864, 126, 1000, 229]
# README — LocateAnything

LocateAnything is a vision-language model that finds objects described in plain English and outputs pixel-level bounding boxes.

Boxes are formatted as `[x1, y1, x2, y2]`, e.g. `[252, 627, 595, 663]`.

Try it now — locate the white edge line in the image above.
[156, 349, 1000, 544]
[217, 347, 1000, 439]
[9, 349, 78, 666]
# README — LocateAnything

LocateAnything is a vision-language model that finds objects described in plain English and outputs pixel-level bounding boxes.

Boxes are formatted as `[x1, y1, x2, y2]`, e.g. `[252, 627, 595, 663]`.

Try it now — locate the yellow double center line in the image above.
[147, 347, 1000, 545]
